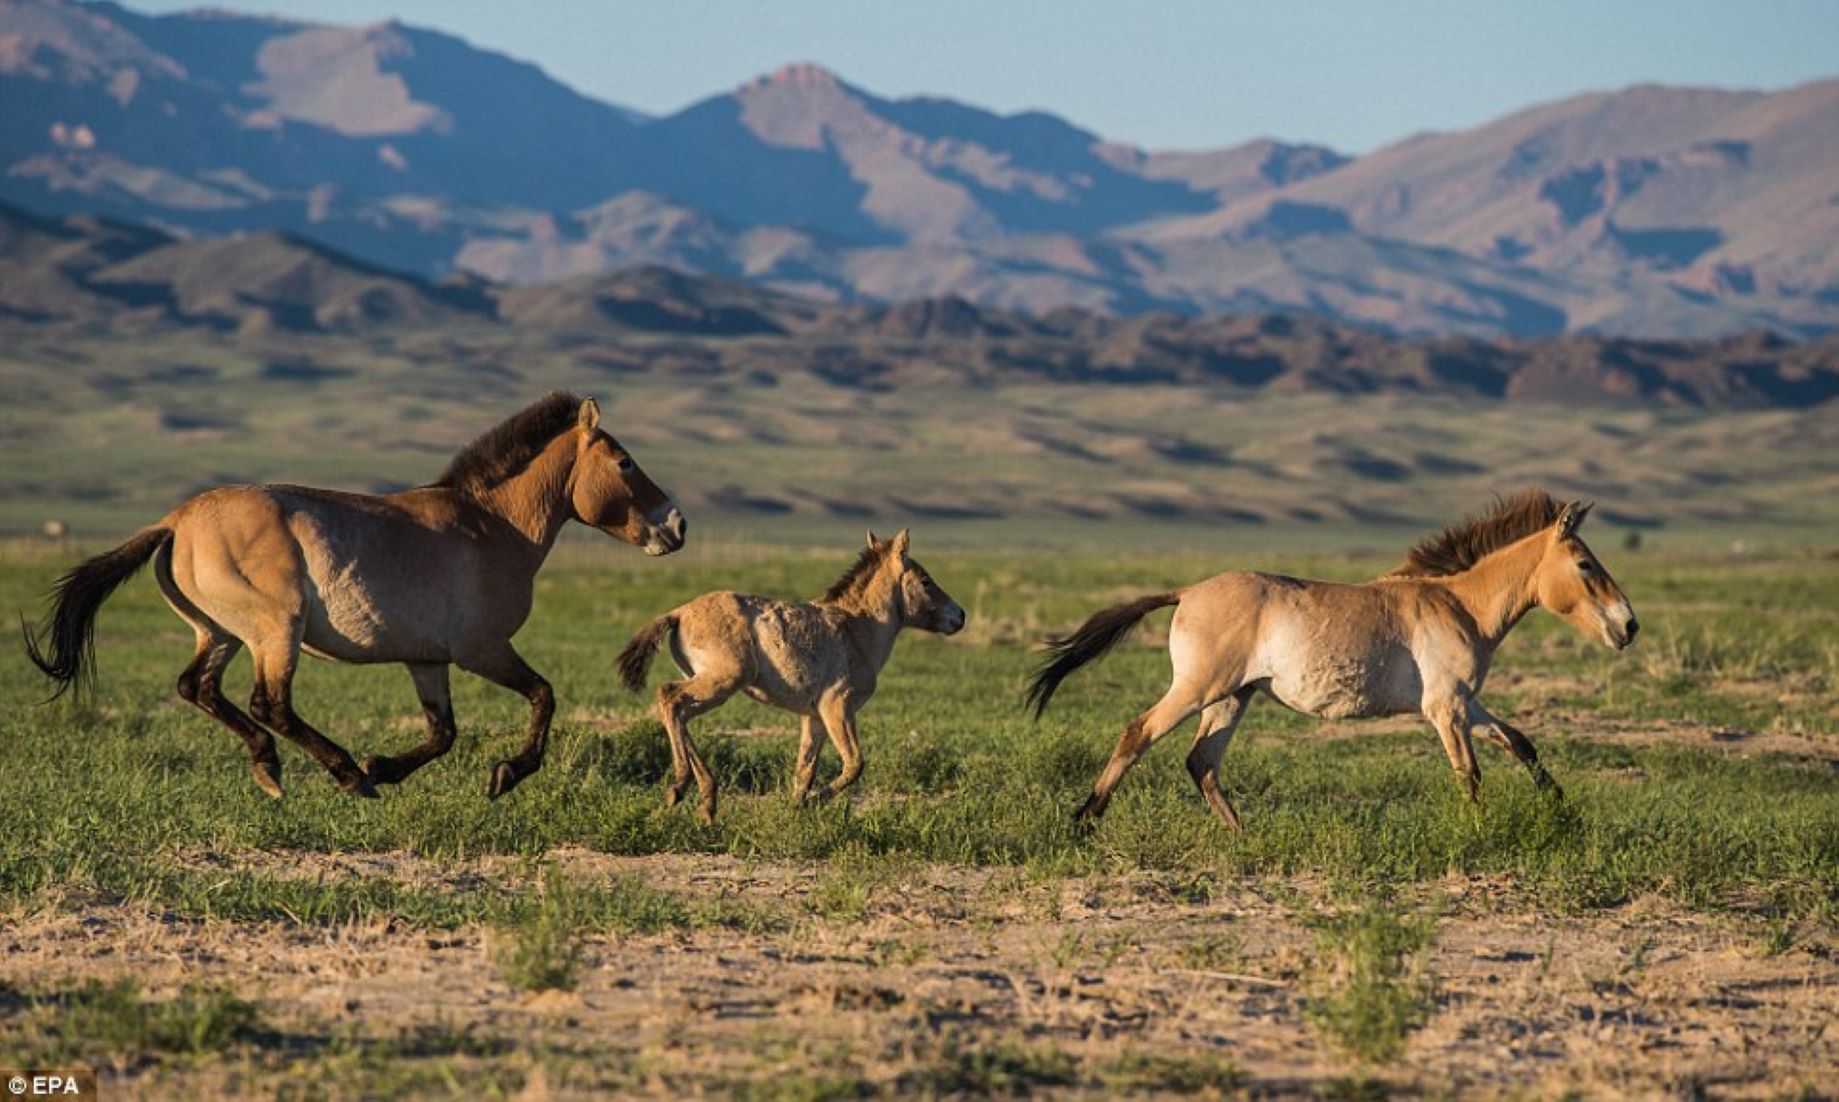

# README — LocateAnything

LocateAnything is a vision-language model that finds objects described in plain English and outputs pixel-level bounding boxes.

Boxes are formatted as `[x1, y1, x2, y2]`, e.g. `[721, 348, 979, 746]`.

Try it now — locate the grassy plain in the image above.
[1, 539, 1836, 1096]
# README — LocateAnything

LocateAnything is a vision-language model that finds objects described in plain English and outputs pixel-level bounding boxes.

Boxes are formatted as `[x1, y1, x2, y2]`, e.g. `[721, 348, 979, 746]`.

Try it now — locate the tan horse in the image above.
[615, 529, 965, 822]
[24, 392, 685, 801]
[1027, 491, 1637, 830]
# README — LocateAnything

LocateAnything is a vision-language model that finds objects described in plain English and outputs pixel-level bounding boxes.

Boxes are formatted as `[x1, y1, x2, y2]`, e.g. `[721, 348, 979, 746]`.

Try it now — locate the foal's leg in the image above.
[656, 662, 745, 822]
[176, 630, 283, 799]
[815, 694, 863, 801]
[360, 663, 456, 786]
[1426, 694, 1482, 803]
[1468, 699, 1562, 798]
[1077, 680, 1209, 826]
[790, 715, 825, 804]
[248, 631, 378, 798]
[1185, 688, 1255, 831]
[457, 644, 553, 800]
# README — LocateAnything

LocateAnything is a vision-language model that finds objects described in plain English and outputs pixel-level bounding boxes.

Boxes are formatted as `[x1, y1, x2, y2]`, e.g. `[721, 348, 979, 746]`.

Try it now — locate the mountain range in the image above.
[3, 0, 1838, 338]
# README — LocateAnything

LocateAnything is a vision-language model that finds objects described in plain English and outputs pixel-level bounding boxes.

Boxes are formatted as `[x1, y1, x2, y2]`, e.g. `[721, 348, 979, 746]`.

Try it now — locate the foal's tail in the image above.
[22, 526, 171, 699]
[616, 613, 678, 693]
[1025, 591, 1180, 719]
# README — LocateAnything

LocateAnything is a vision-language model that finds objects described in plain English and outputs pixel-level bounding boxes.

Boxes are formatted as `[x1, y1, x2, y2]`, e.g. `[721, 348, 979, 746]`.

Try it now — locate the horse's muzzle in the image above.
[643, 506, 687, 556]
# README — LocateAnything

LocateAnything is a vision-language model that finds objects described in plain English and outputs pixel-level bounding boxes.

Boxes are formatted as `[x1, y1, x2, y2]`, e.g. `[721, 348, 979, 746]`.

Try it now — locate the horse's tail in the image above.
[1025, 591, 1180, 719]
[22, 526, 171, 699]
[616, 613, 678, 694]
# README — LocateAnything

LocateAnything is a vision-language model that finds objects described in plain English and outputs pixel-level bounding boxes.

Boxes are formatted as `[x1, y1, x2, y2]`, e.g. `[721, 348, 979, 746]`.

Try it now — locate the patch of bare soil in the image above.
[4, 852, 1834, 1099]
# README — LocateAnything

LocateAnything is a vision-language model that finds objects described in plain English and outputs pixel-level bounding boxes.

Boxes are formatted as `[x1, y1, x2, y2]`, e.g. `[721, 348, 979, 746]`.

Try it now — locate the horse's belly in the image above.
[1263, 657, 1421, 720]
[302, 576, 452, 663]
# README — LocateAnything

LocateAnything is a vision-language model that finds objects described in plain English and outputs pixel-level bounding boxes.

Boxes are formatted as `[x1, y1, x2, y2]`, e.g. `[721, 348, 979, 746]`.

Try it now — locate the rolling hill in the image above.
[3, 0, 1836, 337]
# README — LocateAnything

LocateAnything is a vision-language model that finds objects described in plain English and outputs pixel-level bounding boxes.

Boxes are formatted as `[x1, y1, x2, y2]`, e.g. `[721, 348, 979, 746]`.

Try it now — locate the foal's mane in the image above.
[1390, 489, 1564, 578]
[432, 391, 584, 496]
[818, 544, 889, 604]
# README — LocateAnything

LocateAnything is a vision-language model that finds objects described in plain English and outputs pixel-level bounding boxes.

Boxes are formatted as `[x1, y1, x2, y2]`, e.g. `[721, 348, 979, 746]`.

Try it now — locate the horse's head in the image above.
[567, 399, 685, 556]
[875, 529, 966, 635]
[1533, 501, 1637, 649]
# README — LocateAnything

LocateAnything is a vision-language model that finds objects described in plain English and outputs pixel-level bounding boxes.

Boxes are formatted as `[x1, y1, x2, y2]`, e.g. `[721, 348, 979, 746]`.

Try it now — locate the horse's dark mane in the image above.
[818, 544, 888, 604]
[432, 391, 583, 495]
[1390, 489, 1564, 578]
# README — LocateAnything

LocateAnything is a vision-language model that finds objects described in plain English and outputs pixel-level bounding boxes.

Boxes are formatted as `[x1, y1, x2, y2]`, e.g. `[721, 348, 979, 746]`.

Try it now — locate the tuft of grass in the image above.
[1102, 1049, 1246, 1094]
[492, 867, 587, 993]
[1305, 901, 1438, 1063]
[5, 980, 260, 1068]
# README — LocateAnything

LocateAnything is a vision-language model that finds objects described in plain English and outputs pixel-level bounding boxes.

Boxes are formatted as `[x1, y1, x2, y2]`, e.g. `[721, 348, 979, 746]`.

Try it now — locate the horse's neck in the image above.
[831, 585, 904, 671]
[1443, 535, 1544, 647]
[472, 441, 576, 562]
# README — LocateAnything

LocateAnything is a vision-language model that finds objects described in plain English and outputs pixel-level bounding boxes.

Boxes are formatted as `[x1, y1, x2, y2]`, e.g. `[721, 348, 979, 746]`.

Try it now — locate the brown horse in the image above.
[24, 392, 685, 801]
[1027, 491, 1637, 830]
[615, 529, 965, 822]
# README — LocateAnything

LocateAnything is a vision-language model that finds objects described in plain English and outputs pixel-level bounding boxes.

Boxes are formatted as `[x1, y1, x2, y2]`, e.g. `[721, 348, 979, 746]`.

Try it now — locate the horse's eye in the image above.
[1578, 560, 1595, 574]
[617, 456, 635, 473]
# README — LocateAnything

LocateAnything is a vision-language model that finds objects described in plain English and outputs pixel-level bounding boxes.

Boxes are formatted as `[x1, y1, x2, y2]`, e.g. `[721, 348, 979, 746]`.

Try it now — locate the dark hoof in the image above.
[487, 760, 522, 800]
[250, 760, 283, 800]
[341, 772, 381, 799]
[360, 755, 401, 786]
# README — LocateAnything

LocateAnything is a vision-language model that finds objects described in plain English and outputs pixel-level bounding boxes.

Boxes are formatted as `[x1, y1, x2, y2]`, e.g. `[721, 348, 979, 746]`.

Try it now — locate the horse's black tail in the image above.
[22, 526, 171, 700]
[616, 614, 677, 693]
[1025, 591, 1180, 719]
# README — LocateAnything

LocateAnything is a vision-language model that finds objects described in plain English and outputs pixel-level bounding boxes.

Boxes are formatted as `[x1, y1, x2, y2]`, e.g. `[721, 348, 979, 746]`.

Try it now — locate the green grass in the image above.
[1305, 901, 1438, 1063]
[1, 545, 1837, 930]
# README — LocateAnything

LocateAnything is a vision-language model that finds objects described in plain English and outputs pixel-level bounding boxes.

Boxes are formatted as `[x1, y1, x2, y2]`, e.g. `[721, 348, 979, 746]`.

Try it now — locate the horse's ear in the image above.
[578, 397, 601, 432]
[1557, 500, 1592, 538]
[865, 529, 882, 550]
[890, 528, 911, 557]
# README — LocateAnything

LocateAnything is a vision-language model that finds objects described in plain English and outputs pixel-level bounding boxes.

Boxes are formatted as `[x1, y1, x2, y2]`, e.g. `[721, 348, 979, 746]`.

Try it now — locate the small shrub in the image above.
[1305, 901, 1438, 1063]
[493, 869, 586, 993]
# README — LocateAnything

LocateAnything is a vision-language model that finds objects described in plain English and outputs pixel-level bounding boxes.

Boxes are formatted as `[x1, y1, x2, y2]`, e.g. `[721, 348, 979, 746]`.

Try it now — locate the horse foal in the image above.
[1028, 491, 1637, 830]
[616, 529, 965, 822]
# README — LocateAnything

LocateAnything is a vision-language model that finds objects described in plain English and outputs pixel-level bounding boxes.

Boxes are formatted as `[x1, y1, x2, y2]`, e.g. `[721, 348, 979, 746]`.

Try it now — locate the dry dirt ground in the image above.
[5, 844, 1837, 1099]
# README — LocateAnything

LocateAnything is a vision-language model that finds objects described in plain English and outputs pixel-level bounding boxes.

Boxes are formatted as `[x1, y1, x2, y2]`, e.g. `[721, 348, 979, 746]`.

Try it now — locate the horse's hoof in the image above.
[359, 756, 399, 786]
[343, 773, 381, 799]
[250, 761, 284, 800]
[487, 761, 520, 800]
[663, 784, 684, 809]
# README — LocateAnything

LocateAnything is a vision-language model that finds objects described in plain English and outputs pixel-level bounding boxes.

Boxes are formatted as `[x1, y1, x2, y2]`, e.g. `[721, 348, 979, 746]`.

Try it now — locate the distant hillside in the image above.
[4, 199, 1835, 409]
[3, 0, 1835, 337]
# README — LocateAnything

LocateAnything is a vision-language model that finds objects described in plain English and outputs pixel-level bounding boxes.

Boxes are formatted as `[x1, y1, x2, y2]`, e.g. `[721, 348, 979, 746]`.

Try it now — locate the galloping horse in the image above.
[615, 529, 965, 822]
[1027, 491, 1637, 830]
[24, 392, 685, 801]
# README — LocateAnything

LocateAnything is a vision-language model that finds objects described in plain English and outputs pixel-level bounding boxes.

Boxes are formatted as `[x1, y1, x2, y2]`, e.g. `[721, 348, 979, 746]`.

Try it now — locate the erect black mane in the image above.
[818, 544, 888, 604]
[432, 391, 583, 495]
[1390, 489, 1565, 577]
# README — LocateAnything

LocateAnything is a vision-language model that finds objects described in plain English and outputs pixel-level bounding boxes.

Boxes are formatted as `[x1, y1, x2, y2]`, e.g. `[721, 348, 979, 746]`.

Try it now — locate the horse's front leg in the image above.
[362, 663, 457, 786]
[458, 643, 554, 800]
[1468, 698, 1563, 799]
[1425, 693, 1482, 803]
[790, 714, 825, 804]
[815, 695, 863, 801]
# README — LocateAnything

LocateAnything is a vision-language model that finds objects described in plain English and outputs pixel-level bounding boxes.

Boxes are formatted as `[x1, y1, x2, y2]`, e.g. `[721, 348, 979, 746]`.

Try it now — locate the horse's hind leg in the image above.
[1185, 687, 1255, 831]
[1076, 680, 1209, 827]
[457, 643, 554, 800]
[157, 549, 282, 798]
[176, 630, 283, 799]
[361, 663, 456, 786]
[247, 631, 379, 799]
[656, 662, 744, 823]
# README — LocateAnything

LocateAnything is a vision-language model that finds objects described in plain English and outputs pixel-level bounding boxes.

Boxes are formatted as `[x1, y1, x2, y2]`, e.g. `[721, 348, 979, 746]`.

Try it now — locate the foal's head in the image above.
[866, 529, 966, 635]
[1531, 502, 1638, 649]
[567, 399, 686, 556]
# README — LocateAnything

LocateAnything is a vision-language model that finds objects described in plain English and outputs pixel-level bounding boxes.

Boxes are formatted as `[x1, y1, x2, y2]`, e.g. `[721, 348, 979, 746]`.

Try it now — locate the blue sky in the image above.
[124, 0, 1839, 153]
